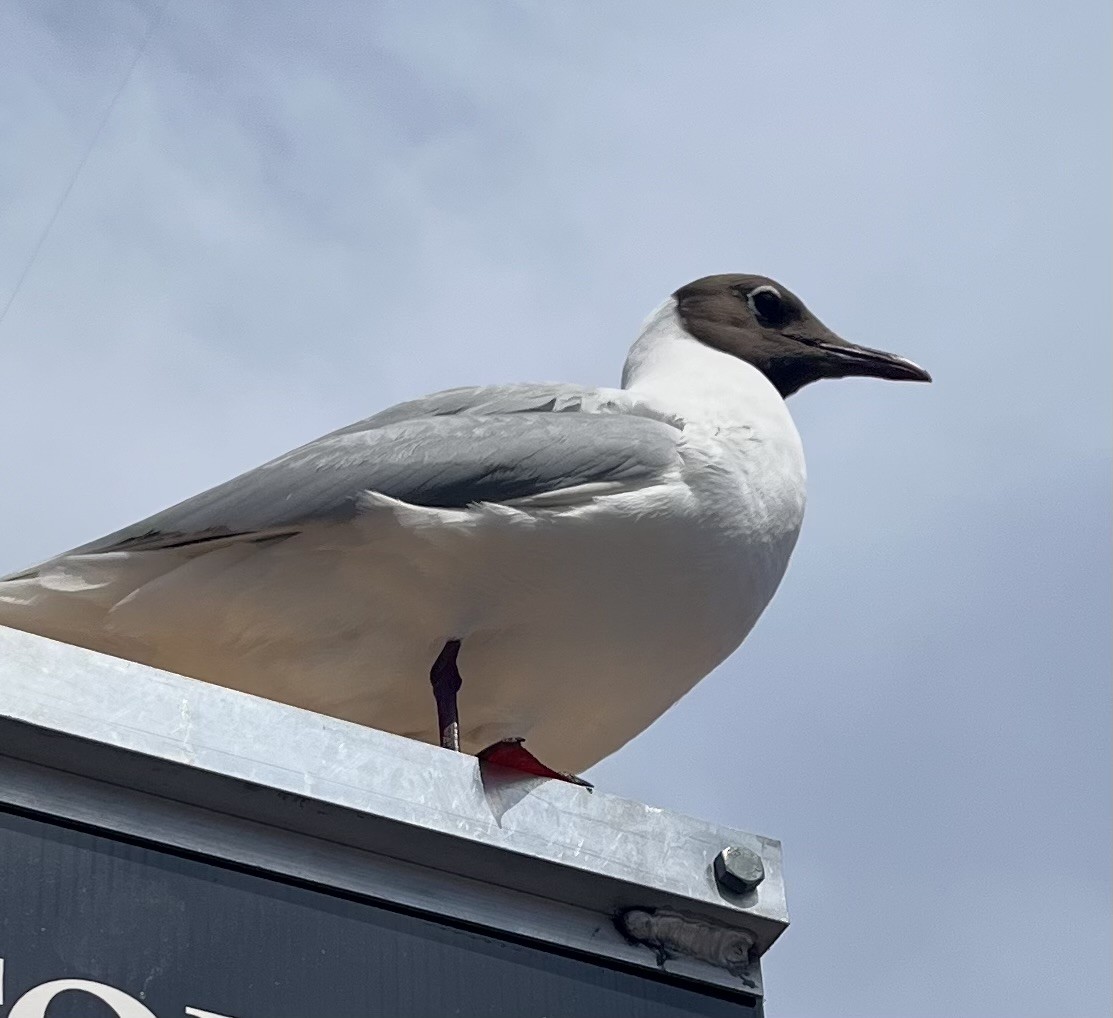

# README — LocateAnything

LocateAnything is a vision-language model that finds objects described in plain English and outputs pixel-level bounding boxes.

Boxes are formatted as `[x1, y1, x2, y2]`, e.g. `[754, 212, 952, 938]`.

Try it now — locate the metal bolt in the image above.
[713, 845, 765, 895]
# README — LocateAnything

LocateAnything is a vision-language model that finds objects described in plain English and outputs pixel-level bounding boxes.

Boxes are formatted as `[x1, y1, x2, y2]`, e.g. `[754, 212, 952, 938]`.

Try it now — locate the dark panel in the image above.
[0, 809, 760, 1018]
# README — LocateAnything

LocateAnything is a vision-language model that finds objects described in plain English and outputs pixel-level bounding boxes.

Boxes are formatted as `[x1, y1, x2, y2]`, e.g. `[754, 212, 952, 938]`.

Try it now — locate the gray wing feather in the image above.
[327, 382, 630, 436]
[11, 405, 680, 571]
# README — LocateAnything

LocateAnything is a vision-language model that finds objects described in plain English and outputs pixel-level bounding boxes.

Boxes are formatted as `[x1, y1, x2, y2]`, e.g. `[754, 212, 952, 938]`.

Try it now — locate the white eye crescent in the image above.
[746, 285, 782, 316]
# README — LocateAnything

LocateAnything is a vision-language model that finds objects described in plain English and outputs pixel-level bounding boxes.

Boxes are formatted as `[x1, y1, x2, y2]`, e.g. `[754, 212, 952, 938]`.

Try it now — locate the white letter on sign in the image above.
[8, 978, 158, 1018]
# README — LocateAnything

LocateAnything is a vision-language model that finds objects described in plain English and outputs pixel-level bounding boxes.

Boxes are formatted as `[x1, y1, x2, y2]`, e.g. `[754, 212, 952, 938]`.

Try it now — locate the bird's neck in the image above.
[622, 299, 791, 431]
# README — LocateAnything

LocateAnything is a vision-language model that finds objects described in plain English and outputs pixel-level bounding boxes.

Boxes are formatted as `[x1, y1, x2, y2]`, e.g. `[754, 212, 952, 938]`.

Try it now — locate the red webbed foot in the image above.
[477, 738, 593, 789]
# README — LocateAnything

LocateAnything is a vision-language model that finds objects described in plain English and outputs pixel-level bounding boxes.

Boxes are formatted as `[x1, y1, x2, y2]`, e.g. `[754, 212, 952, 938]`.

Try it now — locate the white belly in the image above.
[0, 473, 801, 775]
[56, 460, 798, 773]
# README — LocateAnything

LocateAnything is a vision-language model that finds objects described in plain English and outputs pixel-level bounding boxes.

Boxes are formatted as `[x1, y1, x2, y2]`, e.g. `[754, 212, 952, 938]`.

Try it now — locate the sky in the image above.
[1, 2, 1110, 1016]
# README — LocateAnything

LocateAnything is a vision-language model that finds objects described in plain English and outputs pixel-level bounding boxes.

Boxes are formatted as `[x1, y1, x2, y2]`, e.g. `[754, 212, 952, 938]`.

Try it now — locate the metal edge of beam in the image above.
[0, 755, 764, 999]
[0, 626, 788, 987]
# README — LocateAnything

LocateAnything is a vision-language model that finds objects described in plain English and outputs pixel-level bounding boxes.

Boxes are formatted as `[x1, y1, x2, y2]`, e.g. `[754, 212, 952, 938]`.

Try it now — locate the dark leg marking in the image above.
[430, 639, 463, 752]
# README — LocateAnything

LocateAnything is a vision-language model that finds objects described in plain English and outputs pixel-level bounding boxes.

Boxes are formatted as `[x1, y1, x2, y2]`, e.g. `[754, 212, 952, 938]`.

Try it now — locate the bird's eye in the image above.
[745, 285, 789, 327]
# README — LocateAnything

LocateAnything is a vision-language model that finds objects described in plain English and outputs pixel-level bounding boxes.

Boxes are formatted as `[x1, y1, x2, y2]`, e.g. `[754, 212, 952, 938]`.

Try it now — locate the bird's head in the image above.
[673, 274, 931, 397]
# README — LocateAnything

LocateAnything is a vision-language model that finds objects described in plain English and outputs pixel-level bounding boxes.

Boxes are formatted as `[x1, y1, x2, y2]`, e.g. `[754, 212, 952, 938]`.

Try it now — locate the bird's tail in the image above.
[0, 551, 178, 654]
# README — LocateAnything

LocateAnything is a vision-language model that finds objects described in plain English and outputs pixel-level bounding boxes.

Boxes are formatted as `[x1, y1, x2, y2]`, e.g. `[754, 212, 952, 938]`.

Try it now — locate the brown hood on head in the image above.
[674, 274, 931, 397]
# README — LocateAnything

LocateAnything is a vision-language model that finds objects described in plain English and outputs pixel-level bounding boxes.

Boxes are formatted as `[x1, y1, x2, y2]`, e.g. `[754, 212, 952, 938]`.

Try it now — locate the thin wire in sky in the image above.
[0, 0, 174, 332]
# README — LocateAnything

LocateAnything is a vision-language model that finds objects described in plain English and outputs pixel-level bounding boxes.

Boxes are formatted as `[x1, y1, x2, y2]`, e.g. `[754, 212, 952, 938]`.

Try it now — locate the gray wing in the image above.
[6, 387, 682, 575]
[326, 382, 633, 435]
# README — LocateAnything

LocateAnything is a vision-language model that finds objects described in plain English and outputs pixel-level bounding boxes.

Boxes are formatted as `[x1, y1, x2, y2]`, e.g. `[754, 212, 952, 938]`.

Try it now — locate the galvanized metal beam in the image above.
[0, 625, 788, 998]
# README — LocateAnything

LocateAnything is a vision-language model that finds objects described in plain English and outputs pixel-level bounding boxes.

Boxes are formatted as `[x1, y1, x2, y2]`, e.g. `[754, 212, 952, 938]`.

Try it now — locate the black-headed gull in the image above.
[0, 274, 930, 782]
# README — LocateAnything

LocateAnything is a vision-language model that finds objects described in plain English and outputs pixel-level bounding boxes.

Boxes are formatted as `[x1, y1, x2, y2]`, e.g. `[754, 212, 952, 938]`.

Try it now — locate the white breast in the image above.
[625, 300, 806, 629]
[623, 299, 807, 559]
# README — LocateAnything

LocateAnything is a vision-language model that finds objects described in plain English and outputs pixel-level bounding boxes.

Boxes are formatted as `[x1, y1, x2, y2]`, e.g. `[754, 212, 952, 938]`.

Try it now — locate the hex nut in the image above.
[713, 845, 765, 895]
